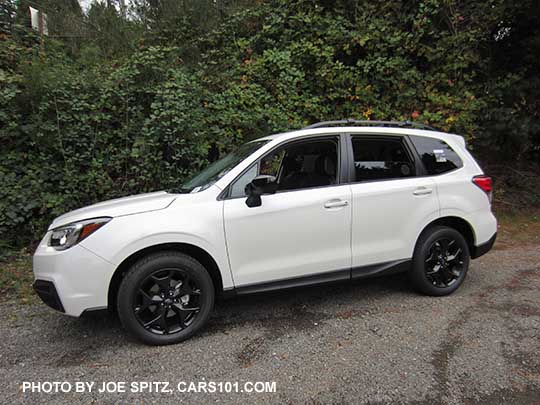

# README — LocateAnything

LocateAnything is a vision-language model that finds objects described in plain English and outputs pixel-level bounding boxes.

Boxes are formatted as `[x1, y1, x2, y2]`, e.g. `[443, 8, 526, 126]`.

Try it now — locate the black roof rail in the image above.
[303, 119, 437, 131]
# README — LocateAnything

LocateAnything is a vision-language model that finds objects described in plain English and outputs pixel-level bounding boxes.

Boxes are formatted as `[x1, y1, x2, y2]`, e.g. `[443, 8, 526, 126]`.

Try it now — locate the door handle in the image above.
[324, 199, 349, 209]
[413, 187, 433, 196]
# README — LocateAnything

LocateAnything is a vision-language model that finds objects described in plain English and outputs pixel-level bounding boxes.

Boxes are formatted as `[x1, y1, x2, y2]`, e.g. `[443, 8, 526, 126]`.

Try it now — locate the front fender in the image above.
[80, 207, 234, 290]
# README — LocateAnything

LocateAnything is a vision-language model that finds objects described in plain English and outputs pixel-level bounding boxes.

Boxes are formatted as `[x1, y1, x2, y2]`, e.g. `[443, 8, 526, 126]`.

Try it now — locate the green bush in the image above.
[0, 44, 222, 245]
[0, 0, 539, 248]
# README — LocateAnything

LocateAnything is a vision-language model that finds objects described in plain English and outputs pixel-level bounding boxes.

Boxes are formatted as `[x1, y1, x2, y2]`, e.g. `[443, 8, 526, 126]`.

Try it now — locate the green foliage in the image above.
[0, 42, 223, 245]
[0, 0, 539, 248]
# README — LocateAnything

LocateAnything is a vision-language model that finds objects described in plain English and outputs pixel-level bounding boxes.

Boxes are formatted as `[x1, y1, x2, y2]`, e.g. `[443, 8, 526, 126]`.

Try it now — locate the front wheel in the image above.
[409, 226, 470, 296]
[117, 251, 214, 345]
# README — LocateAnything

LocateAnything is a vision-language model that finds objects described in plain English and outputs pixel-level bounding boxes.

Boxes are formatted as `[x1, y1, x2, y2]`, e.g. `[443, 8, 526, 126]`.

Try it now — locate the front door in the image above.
[223, 136, 352, 288]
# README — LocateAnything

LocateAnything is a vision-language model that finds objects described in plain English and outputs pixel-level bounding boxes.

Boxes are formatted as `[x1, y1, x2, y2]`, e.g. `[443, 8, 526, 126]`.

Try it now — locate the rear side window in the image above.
[351, 137, 415, 182]
[410, 135, 463, 175]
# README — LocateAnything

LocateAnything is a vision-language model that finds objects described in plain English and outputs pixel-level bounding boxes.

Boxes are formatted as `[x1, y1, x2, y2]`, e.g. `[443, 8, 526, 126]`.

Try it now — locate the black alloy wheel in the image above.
[134, 269, 201, 335]
[117, 251, 214, 345]
[424, 238, 465, 288]
[409, 226, 470, 296]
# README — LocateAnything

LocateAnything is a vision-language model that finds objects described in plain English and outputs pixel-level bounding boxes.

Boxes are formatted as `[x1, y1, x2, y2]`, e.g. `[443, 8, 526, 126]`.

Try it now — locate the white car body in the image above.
[33, 126, 497, 317]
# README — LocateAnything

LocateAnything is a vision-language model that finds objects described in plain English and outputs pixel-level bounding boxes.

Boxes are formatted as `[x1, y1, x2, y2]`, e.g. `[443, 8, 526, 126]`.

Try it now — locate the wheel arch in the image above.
[417, 216, 476, 254]
[107, 242, 224, 311]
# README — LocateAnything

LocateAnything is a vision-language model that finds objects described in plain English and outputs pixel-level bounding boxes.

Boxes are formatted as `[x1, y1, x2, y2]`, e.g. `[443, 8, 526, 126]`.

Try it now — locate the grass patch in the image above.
[494, 207, 540, 249]
[0, 249, 35, 304]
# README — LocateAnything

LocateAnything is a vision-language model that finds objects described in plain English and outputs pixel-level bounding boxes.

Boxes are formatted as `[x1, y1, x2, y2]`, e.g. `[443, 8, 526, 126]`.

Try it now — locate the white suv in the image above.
[33, 120, 497, 345]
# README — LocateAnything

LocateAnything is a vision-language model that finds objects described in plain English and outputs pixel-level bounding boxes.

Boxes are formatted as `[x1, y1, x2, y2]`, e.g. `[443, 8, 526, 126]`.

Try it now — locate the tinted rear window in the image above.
[410, 135, 463, 175]
[351, 137, 415, 181]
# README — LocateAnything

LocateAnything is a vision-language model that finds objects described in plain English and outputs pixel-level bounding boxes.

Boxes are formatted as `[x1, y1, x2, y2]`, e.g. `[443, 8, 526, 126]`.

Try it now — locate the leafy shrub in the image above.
[0, 44, 225, 246]
[0, 0, 539, 248]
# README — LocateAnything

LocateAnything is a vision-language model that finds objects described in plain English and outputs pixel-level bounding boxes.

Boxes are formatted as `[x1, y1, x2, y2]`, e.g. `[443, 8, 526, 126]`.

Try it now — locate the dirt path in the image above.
[0, 245, 539, 404]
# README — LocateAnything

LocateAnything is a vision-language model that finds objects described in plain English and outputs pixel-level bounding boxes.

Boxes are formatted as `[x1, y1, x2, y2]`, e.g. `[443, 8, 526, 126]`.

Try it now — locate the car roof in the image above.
[257, 126, 466, 148]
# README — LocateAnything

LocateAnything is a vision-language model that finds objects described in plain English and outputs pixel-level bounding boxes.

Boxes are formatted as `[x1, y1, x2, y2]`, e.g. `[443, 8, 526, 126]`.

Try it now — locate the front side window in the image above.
[409, 135, 463, 175]
[351, 136, 415, 182]
[177, 140, 269, 193]
[229, 137, 339, 198]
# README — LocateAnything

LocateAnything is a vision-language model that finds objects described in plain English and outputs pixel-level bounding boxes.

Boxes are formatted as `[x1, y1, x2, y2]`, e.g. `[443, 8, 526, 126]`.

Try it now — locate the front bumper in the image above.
[33, 280, 65, 312]
[33, 234, 115, 317]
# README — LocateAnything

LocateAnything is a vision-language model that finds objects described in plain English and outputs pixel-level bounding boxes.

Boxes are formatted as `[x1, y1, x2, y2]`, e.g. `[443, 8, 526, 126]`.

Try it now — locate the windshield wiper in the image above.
[167, 186, 192, 194]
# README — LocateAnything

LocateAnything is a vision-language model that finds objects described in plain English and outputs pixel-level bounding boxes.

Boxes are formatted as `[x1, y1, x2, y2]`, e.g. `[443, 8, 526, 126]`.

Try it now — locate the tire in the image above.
[117, 251, 214, 345]
[409, 226, 470, 296]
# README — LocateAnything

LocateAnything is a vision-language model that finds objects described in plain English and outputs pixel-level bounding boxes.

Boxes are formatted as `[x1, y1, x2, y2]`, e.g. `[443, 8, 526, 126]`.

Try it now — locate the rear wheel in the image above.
[409, 226, 470, 296]
[117, 251, 214, 345]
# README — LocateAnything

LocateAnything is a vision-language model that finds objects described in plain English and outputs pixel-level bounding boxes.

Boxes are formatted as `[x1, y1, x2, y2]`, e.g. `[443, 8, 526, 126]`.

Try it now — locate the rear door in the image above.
[347, 134, 439, 274]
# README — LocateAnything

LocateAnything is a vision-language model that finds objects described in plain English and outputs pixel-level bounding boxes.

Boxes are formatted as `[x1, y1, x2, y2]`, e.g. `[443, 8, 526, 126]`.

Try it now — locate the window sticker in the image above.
[433, 149, 447, 162]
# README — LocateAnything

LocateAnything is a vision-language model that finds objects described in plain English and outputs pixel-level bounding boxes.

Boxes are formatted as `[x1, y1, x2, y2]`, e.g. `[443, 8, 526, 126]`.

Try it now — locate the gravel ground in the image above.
[1, 245, 539, 404]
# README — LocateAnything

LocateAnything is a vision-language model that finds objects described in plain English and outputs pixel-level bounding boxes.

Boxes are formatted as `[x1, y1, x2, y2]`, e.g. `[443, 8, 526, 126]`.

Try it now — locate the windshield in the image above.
[171, 140, 269, 193]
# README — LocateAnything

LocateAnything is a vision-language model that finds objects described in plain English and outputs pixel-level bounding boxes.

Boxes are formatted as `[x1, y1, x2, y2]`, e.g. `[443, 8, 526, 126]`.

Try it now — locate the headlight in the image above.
[49, 217, 111, 250]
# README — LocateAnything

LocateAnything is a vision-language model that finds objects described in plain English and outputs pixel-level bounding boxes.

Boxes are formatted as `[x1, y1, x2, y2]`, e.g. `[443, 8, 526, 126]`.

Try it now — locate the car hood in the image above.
[48, 191, 177, 230]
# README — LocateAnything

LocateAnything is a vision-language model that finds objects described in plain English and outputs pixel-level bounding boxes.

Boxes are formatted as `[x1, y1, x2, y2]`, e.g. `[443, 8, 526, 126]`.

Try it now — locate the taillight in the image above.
[472, 175, 493, 202]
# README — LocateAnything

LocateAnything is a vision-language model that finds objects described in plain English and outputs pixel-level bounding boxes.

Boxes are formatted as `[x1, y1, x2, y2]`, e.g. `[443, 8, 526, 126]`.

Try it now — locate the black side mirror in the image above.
[245, 175, 278, 207]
